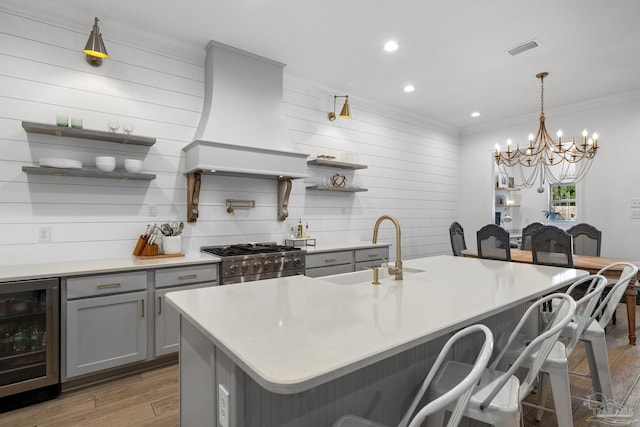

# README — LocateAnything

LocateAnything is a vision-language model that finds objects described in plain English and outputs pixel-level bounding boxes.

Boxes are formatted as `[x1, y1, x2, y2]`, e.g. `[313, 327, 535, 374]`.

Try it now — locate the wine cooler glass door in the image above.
[0, 278, 59, 400]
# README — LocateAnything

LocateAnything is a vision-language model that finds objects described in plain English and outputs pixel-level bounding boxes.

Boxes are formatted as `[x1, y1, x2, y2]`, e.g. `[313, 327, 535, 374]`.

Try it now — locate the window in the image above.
[549, 183, 576, 221]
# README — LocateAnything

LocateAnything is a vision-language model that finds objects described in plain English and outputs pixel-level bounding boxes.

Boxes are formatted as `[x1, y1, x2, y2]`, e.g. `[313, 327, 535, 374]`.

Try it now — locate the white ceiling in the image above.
[12, 0, 640, 131]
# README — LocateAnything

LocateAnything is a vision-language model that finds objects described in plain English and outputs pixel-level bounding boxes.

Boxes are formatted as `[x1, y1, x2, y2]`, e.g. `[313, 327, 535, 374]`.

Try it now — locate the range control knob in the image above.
[241, 263, 249, 274]
[229, 264, 237, 274]
[283, 259, 291, 267]
[263, 260, 272, 270]
[253, 262, 262, 271]
[274, 259, 283, 269]
[293, 257, 301, 266]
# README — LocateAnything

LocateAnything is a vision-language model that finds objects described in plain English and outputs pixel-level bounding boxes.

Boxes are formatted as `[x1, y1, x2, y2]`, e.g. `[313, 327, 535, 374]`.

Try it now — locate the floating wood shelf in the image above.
[22, 166, 156, 181]
[22, 121, 156, 146]
[306, 185, 368, 192]
[307, 159, 368, 170]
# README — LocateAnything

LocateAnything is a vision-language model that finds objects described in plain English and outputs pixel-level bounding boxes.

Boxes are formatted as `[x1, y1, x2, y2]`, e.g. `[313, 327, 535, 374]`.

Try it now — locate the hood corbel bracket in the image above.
[187, 171, 202, 222]
[277, 178, 293, 221]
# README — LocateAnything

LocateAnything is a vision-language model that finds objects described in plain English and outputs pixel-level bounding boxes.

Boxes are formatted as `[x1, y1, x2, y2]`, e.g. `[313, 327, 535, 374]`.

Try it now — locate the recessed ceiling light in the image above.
[383, 41, 398, 52]
[471, 112, 481, 118]
[403, 84, 415, 93]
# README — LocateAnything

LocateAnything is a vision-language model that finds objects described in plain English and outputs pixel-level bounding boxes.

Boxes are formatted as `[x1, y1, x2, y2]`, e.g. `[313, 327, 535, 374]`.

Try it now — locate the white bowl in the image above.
[124, 159, 143, 173]
[95, 156, 116, 172]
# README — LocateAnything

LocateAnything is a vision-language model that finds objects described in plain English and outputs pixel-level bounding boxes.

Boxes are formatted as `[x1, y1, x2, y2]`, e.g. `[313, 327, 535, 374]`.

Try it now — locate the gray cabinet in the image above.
[154, 264, 217, 357]
[354, 246, 389, 271]
[65, 270, 148, 378]
[305, 250, 353, 278]
[305, 246, 389, 278]
[63, 264, 218, 380]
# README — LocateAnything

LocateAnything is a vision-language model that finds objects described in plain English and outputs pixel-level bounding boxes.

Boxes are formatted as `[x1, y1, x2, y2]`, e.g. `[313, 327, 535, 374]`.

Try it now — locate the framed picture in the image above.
[496, 195, 506, 206]
[496, 173, 508, 189]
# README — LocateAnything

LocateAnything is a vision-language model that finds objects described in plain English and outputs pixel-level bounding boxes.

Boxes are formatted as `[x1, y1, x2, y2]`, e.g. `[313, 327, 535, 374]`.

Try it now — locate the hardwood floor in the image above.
[0, 365, 179, 427]
[1, 305, 640, 426]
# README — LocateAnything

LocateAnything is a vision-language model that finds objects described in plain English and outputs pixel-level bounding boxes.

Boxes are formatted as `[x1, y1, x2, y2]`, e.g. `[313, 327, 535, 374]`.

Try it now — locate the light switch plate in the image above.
[218, 384, 230, 427]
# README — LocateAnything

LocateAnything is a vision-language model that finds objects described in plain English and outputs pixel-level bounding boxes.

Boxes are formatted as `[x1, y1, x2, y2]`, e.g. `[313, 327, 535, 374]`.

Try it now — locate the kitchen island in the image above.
[167, 255, 587, 426]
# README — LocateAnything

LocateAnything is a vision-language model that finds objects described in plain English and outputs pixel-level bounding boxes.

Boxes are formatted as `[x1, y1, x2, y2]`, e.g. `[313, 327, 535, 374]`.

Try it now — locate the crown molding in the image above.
[461, 87, 640, 136]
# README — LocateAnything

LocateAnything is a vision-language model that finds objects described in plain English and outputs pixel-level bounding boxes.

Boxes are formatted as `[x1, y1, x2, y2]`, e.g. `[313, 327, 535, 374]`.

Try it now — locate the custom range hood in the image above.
[183, 41, 308, 179]
[183, 41, 308, 222]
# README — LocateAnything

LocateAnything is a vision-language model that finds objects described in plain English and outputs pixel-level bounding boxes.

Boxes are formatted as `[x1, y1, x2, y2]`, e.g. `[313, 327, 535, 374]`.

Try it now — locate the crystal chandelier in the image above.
[494, 72, 599, 192]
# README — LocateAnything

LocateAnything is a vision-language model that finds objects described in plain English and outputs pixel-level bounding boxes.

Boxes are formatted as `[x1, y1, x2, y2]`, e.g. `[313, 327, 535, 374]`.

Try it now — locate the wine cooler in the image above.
[0, 277, 60, 412]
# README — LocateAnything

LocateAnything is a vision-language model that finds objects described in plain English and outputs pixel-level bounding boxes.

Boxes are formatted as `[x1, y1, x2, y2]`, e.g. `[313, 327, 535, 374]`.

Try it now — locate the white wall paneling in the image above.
[0, 8, 461, 264]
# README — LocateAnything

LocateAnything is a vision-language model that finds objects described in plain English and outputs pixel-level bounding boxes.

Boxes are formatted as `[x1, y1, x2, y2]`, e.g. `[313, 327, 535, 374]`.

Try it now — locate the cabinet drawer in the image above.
[66, 271, 147, 299]
[155, 264, 218, 288]
[305, 263, 354, 278]
[306, 251, 353, 269]
[354, 247, 389, 263]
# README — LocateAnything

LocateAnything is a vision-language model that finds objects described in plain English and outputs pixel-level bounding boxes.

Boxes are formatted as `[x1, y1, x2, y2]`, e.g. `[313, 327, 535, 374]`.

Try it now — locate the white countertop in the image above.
[303, 241, 391, 253]
[0, 252, 220, 282]
[166, 255, 587, 394]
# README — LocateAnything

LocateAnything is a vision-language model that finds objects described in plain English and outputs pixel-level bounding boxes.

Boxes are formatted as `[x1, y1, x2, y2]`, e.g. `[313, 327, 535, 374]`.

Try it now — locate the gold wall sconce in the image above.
[83, 17, 109, 67]
[328, 95, 351, 121]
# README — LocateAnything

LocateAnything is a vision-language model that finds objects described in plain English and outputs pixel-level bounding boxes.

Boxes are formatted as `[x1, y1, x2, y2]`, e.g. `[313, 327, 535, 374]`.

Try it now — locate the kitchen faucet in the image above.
[372, 215, 403, 280]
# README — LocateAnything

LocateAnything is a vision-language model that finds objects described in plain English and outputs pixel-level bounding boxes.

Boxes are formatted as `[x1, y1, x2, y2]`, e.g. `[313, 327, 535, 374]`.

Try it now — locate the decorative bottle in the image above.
[297, 219, 303, 238]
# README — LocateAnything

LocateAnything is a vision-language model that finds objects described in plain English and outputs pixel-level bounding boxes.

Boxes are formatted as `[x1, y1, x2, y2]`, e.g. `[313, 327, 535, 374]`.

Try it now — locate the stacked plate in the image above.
[39, 158, 83, 169]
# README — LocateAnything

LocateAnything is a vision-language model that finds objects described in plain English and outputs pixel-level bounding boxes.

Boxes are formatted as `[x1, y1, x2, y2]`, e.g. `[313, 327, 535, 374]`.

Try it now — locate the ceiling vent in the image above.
[506, 39, 542, 56]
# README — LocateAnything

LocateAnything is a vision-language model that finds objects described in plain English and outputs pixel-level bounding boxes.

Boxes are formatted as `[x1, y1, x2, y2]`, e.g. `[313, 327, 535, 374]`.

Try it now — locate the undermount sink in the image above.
[321, 267, 425, 286]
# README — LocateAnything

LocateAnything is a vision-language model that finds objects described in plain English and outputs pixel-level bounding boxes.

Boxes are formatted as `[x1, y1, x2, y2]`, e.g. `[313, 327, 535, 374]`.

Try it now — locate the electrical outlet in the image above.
[38, 227, 51, 242]
[149, 204, 158, 216]
[631, 198, 640, 209]
[218, 384, 230, 427]
[632, 210, 640, 219]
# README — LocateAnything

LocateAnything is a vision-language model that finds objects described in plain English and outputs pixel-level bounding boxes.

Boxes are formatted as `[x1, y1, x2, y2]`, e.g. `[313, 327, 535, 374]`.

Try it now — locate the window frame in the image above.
[548, 182, 577, 222]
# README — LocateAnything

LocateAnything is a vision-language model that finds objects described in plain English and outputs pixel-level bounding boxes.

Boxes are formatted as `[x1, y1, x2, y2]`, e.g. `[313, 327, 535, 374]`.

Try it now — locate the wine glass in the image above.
[107, 120, 120, 133]
[123, 122, 134, 135]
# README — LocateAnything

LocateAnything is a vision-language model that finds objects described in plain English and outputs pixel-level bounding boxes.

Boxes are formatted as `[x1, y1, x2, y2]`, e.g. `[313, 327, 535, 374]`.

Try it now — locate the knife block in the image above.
[132, 235, 148, 256]
[141, 243, 158, 257]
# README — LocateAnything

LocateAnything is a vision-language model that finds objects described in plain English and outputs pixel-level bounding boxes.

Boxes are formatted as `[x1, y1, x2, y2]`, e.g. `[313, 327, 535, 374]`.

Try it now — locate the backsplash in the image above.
[0, 8, 461, 265]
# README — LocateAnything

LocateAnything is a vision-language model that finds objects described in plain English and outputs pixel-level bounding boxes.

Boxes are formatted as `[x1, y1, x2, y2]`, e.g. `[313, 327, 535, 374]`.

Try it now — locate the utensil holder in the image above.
[162, 236, 182, 254]
[132, 235, 148, 256]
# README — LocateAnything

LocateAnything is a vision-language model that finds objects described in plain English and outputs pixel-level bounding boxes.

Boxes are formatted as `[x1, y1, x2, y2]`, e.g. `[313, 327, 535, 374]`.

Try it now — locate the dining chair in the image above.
[449, 222, 467, 257]
[520, 222, 544, 251]
[476, 224, 511, 261]
[332, 324, 494, 427]
[531, 225, 573, 267]
[567, 223, 602, 256]
[425, 293, 576, 427]
[496, 274, 607, 424]
[569, 263, 638, 403]
[566, 222, 620, 321]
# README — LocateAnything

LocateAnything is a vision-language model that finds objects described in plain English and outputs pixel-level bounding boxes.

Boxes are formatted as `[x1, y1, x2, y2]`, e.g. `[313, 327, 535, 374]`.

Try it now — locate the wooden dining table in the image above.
[461, 248, 640, 345]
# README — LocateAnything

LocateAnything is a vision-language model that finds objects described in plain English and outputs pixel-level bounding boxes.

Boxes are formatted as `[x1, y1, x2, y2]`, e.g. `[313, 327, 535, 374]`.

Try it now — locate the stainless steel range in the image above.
[201, 243, 304, 285]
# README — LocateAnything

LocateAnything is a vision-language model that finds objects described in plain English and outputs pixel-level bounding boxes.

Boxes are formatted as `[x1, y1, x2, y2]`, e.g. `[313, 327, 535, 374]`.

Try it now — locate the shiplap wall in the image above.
[0, 8, 461, 266]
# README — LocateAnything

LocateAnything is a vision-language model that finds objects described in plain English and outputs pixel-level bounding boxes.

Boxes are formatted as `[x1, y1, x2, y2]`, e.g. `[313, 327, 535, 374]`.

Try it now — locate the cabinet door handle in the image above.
[178, 274, 198, 280]
[97, 282, 121, 289]
[368, 253, 378, 258]
[324, 258, 336, 263]
[158, 296, 162, 315]
[140, 299, 145, 318]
